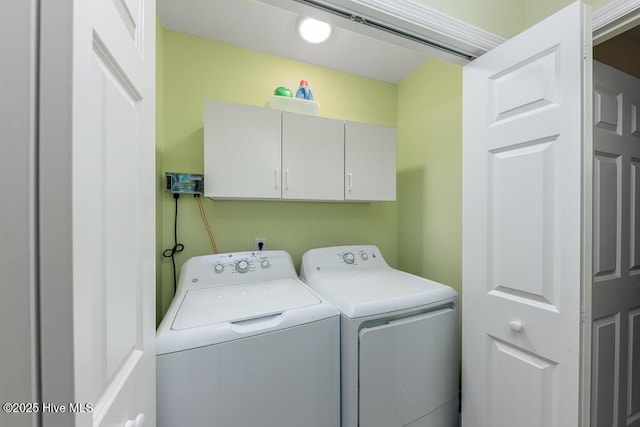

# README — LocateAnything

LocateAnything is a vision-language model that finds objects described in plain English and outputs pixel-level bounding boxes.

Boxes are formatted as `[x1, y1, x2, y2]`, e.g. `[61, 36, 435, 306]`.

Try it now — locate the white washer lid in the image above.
[172, 278, 321, 330]
[306, 269, 457, 318]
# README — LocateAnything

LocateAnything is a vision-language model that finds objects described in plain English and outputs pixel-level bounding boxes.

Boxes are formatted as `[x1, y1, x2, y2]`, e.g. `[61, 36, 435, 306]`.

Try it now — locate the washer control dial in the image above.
[213, 264, 224, 273]
[235, 260, 250, 273]
[360, 253, 369, 261]
[343, 252, 356, 264]
[260, 259, 270, 269]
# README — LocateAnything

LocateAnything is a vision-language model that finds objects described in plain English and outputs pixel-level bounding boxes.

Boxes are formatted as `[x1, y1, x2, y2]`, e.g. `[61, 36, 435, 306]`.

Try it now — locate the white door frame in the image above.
[0, 1, 40, 426]
[39, 0, 76, 424]
[593, 0, 640, 44]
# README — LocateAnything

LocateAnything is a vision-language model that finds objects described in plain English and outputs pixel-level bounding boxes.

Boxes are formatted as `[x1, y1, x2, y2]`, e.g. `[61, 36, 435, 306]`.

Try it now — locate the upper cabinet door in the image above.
[204, 100, 282, 199]
[345, 121, 396, 201]
[462, 2, 592, 427]
[282, 112, 345, 201]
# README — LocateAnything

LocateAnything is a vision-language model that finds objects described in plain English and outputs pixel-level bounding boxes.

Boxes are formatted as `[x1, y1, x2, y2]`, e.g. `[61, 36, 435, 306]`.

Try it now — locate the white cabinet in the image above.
[345, 121, 396, 201]
[282, 112, 344, 200]
[204, 100, 396, 201]
[204, 101, 282, 199]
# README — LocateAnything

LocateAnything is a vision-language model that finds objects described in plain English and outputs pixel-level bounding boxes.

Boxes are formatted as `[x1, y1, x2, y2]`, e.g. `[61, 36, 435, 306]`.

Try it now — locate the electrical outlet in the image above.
[255, 238, 266, 251]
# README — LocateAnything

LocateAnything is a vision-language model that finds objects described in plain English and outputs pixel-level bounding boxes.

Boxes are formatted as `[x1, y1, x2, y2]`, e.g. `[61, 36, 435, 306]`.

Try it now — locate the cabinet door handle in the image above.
[347, 173, 353, 192]
[285, 169, 289, 191]
[274, 168, 279, 190]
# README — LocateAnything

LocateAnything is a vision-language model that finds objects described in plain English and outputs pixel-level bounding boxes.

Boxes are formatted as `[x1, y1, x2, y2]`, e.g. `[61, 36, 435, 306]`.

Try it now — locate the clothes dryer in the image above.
[157, 250, 340, 427]
[300, 245, 459, 427]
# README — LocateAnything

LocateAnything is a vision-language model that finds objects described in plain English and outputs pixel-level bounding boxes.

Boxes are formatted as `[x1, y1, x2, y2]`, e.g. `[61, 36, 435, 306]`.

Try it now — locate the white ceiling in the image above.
[157, 0, 429, 84]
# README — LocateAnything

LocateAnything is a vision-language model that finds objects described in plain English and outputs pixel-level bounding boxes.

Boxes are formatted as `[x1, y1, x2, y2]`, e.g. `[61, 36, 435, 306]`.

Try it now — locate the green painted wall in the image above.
[157, 28, 398, 317]
[397, 59, 463, 296]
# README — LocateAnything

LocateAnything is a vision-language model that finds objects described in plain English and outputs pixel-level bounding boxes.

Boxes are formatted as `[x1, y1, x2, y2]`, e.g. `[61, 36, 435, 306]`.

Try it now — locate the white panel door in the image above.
[592, 60, 640, 427]
[282, 112, 344, 200]
[67, 0, 156, 425]
[204, 101, 282, 199]
[344, 121, 396, 201]
[462, 2, 591, 427]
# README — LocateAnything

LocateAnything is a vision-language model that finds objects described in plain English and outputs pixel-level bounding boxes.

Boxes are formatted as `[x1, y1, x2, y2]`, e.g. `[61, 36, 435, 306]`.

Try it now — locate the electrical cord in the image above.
[196, 194, 219, 254]
[163, 193, 184, 293]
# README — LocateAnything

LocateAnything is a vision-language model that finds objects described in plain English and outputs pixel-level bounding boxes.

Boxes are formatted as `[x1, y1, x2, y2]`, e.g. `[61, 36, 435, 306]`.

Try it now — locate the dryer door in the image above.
[359, 307, 458, 427]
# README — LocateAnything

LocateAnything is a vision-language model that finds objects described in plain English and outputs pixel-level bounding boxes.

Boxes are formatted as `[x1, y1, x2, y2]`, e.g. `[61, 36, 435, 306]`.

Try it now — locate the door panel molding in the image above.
[488, 337, 558, 427]
[593, 152, 622, 281]
[594, 85, 622, 134]
[592, 313, 621, 427]
[631, 159, 640, 275]
[627, 307, 640, 423]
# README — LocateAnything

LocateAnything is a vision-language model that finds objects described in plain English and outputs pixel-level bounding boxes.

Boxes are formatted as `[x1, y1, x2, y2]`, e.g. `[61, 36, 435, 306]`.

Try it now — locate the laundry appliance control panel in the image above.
[178, 250, 297, 291]
[301, 245, 389, 277]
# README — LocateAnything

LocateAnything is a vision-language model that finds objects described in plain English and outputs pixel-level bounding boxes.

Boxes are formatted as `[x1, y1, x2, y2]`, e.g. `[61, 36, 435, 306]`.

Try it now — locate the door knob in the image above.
[123, 413, 145, 427]
[509, 320, 524, 332]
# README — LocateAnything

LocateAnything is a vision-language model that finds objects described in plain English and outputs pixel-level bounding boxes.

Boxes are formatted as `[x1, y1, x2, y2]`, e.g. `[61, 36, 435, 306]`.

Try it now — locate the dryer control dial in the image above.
[235, 260, 250, 273]
[343, 252, 356, 264]
[213, 264, 224, 273]
[260, 259, 270, 269]
[360, 253, 369, 261]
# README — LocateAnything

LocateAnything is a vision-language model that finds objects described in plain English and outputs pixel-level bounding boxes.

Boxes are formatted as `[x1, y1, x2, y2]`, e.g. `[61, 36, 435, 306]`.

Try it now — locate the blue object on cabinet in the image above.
[295, 80, 314, 101]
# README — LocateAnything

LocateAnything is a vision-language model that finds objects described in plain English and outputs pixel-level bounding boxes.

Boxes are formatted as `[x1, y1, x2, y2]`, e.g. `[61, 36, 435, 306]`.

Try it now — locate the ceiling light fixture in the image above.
[298, 17, 332, 44]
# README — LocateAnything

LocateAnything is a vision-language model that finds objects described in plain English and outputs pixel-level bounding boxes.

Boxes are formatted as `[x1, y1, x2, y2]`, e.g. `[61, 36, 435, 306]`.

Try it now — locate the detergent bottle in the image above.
[295, 80, 314, 101]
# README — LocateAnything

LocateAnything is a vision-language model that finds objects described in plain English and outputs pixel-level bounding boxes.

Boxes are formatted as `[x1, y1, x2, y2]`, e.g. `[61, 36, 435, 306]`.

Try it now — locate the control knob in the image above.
[343, 252, 355, 264]
[260, 259, 270, 269]
[235, 260, 250, 273]
[213, 264, 224, 273]
[360, 253, 369, 261]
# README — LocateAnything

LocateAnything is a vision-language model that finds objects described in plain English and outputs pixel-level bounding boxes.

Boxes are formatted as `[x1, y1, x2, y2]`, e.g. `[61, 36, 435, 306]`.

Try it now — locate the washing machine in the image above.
[300, 245, 459, 427]
[156, 250, 340, 427]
